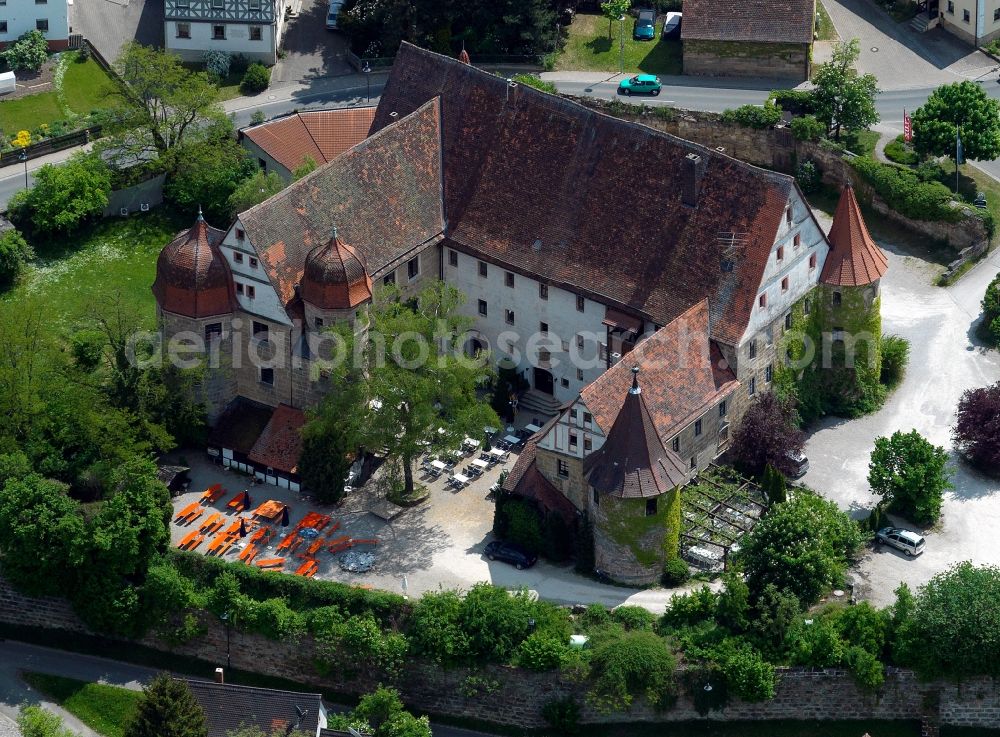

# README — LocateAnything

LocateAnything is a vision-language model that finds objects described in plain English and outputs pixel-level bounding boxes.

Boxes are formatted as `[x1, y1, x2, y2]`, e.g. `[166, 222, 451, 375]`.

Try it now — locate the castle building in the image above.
[152, 43, 886, 577]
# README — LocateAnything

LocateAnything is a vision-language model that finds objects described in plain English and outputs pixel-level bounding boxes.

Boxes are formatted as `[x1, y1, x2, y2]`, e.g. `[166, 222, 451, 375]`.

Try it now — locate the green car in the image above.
[618, 74, 662, 96]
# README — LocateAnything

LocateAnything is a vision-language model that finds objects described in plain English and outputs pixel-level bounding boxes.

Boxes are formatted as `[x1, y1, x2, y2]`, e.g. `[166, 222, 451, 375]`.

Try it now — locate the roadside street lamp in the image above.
[618, 15, 625, 75]
[18, 148, 28, 189]
[219, 611, 232, 671]
[362, 60, 371, 103]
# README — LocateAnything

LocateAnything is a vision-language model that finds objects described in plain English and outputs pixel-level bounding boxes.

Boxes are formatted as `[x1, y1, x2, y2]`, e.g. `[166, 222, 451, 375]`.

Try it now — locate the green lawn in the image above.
[815, 0, 839, 40]
[63, 54, 116, 115]
[0, 212, 183, 331]
[555, 13, 683, 75]
[21, 672, 141, 737]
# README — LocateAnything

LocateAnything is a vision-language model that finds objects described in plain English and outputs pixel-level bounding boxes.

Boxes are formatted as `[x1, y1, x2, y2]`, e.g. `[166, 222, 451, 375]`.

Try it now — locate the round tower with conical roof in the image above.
[300, 225, 373, 331]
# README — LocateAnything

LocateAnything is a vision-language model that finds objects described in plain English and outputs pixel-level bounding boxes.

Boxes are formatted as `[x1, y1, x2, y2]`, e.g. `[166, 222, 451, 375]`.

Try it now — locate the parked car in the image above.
[326, 0, 344, 29]
[618, 74, 662, 96]
[633, 9, 656, 40]
[662, 11, 682, 39]
[875, 527, 926, 556]
[484, 540, 538, 569]
[786, 450, 809, 478]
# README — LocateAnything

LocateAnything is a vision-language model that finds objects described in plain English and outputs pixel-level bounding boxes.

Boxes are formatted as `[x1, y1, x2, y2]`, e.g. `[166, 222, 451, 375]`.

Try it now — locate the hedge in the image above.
[849, 156, 961, 222]
[767, 89, 816, 116]
[720, 103, 782, 130]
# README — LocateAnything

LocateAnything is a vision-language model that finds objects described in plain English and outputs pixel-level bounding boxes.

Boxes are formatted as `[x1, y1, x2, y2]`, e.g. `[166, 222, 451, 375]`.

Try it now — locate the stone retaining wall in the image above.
[3, 577, 1000, 729]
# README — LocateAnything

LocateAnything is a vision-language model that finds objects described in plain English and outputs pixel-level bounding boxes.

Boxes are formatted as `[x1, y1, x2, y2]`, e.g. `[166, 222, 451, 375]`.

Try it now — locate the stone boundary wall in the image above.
[2, 578, 999, 729]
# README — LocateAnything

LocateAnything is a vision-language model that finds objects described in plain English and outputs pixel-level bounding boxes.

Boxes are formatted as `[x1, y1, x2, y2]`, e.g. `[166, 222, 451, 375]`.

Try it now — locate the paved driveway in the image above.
[272, 0, 352, 85]
[801, 210, 1000, 607]
[72, 0, 163, 62]
[822, 0, 997, 89]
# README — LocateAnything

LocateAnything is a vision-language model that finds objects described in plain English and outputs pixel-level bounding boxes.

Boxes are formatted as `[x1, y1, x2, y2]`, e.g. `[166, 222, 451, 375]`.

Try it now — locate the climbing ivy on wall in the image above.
[600, 490, 680, 569]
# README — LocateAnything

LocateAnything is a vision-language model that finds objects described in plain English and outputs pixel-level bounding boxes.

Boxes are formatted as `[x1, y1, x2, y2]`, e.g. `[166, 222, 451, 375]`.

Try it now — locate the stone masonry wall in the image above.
[2, 577, 1000, 729]
[683, 40, 810, 82]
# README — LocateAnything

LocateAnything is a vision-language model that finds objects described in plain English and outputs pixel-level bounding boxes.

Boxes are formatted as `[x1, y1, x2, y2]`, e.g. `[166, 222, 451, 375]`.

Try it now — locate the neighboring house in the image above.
[183, 677, 328, 736]
[205, 400, 306, 489]
[239, 108, 377, 182]
[164, 0, 285, 64]
[681, 0, 815, 81]
[0, 0, 69, 50]
[928, 0, 1000, 46]
[153, 44, 885, 580]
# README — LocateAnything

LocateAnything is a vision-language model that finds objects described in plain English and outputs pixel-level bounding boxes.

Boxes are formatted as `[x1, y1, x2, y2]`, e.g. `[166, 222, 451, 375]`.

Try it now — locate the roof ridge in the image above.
[182, 678, 321, 699]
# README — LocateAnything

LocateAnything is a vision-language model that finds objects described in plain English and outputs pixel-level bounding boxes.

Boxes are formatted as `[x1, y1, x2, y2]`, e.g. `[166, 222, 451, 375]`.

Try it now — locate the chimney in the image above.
[682, 152, 703, 208]
[214, 667, 224, 684]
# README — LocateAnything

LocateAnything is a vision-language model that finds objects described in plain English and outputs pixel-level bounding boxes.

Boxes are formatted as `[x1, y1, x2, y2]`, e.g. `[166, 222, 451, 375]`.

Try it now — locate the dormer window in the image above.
[234, 252, 244, 264]
[776, 246, 784, 261]
[236, 227, 245, 240]
[249, 257, 257, 269]
[785, 207, 792, 226]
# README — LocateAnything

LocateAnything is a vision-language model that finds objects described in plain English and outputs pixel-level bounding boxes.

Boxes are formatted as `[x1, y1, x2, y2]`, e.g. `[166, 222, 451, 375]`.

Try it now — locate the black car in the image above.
[484, 540, 538, 570]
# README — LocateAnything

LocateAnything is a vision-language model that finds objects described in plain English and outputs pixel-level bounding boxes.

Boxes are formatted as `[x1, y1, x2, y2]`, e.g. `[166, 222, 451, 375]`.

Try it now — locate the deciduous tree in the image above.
[600, 0, 631, 40]
[123, 673, 208, 737]
[8, 152, 112, 237]
[912, 81, 1000, 163]
[731, 392, 805, 478]
[227, 169, 285, 217]
[868, 429, 951, 525]
[812, 39, 880, 140]
[953, 381, 1000, 473]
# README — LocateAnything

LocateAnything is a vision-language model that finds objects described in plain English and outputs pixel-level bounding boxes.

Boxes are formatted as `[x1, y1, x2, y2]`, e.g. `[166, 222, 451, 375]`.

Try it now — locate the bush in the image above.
[720, 103, 782, 129]
[3, 30, 48, 72]
[203, 49, 231, 80]
[541, 696, 580, 735]
[879, 334, 910, 389]
[0, 227, 34, 287]
[769, 89, 816, 115]
[845, 645, 884, 691]
[587, 630, 677, 712]
[503, 499, 544, 554]
[8, 151, 112, 237]
[719, 645, 776, 702]
[981, 272, 1000, 345]
[406, 590, 470, 665]
[791, 115, 825, 142]
[660, 586, 717, 630]
[661, 556, 690, 587]
[953, 382, 1000, 472]
[458, 583, 542, 662]
[512, 73, 557, 94]
[849, 156, 959, 222]
[732, 392, 806, 478]
[515, 632, 570, 671]
[795, 160, 822, 193]
[610, 605, 656, 631]
[240, 62, 271, 94]
[883, 135, 919, 165]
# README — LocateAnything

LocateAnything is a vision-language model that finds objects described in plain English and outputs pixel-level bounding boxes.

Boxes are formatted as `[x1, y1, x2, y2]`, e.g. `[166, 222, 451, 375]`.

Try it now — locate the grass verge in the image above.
[555, 13, 682, 75]
[21, 672, 141, 737]
[815, 0, 839, 40]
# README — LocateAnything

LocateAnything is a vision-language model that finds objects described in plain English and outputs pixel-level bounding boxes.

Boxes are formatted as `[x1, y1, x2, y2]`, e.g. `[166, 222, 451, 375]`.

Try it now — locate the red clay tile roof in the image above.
[239, 98, 445, 309]
[302, 228, 374, 309]
[681, 0, 816, 44]
[821, 185, 889, 287]
[152, 213, 235, 318]
[373, 43, 793, 344]
[583, 368, 689, 499]
[501, 439, 579, 521]
[248, 404, 306, 474]
[208, 399, 275, 455]
[581, 300, 739, 446]
[242, 107, 377, 173]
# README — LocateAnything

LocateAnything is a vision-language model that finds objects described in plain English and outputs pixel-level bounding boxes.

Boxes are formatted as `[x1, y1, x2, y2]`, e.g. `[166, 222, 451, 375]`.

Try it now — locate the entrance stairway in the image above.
[518, 389, 563, 423]
[910, 12, 932, 32]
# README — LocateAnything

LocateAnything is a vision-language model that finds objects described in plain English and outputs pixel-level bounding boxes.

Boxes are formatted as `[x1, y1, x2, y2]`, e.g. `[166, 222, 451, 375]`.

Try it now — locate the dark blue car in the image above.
[484, 540, 538, 570]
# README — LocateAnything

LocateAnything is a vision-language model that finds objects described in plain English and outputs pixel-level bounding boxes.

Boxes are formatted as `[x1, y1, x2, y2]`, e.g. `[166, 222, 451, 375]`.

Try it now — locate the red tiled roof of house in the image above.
[583, 368, 689, 499]
[501, 439, 579, 521]
[152, 211, 235, 319]
[681, 0, 816, 44]
[821, 185, 888, 287]
[242, 107, 377, 173]
[238, 97, 445, 309]
[248, 404, 306, 474]
[581, 300, 739, 446]
[208, 399, 276, 455]
[302, 227, 373, 309]
[372, 44, 793, 345]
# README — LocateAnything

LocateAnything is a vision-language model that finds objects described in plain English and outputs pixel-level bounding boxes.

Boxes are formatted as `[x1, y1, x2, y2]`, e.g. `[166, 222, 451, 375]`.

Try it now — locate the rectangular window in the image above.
[593, 487, 600, 505]
[748, 340, 757, 359]
[694, 419, 703, 436]
[785, 207, 792, 226]
[177, 0, 189, 6]
[505, 309, 515, 325]
[253, 321, 268, 339]
[212, 0, 223, 7]
[794, 233, 801, 248]
[448, 250, 458, 267]
[540, 321, 548, 334]
[212, 24, 225, 39]
[505, 271, 514, 288]
[785, 313, 792, 330]
[963, 8, 970, 21]
[557, 460, 569, 478]
[781, 276, 789, 292]
[539, 349, 551, 365]
[478, 299, 488, 317]
[576, 335, 585, 350]
[539, 283, 548, 300]
[584, 436, 592, 451]
[645, 499, 657, 517]
[569, 433, 578, 450]
[249, 25, 262, 41]
[947, 1, 953, 12]
[690, 456, 697, 470]
[407, 256, 419, 280]
[249, 257, 258, 269]
[383, 272, 395, 286]
[246, 285, 255, 299]
[672, 437, 680, 453]
[833, 290, 842, 306]
[833, 327, 845, 342]
[560, 377, 569, 388]
[809, 252, 817, 270]
[749, 377, 757, 396]
[804, 298, 811, 315]
[0, 21, 7, 32]
[205, 323, 222, 342]
[314, 317, 324, 328]
[236, 227, 245, 240]
[236, 282, 244, 295]
[576, 368, 584, 381]
[994, 7, 999, 20]
[478, 261, 488, 278]
[249, 0, 260, 7]
[599, 342, 607, 361]
[758, 293, 767, 308]
[719, 400, 727, 417]
[260, 367, 274, 385]
[766, 364, 773, 383]
[569, 409, 577, 421]
[35, 18, 48, 30]
[776, 246, 784, 261]
[234, 252, 244, 264]
[35, 0, 46, 4]
[583, 412, 592, 427]
[576, 294, 585, 312]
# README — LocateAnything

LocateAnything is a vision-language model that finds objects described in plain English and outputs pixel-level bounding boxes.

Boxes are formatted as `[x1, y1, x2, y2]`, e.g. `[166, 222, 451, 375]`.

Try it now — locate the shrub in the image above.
[715, 571, 750, 633]
[4, 30, 48, 72]
[515, 632, 570, 671]
[884, 135, 919, 165]
[769, 88, 816, 115]
[512, 73, 557, 94]
[8, 151, 112, 237]
[868, 429, 951, 525]
[458, 583, 536, 662]
[0, 227, 33, 287]
[661, 556, 690, 587]
[795, 159, 822, 193]
[849, 156, 959, 222]
[880, 334, 910, 389]
[240, 62, 271, 94]
[732, 392, 806, 478]
[610, 605, 656, 631]
[541, 696, 580, 735]
[237, 596, 304, 640]
[77, 43, 91, 61]
[845, 645, 884, 691]
[587, 630, 677, 712]
[660, 586, 717, 630]
[503, 499, 544, 554]
[720, 103, 782, 130]
[203, 49, 231, 80]
[580, 602, 610, 629]
[719, 645, 776, 701]
[791, 115, 825, 142]
[981, 272, 1000, 345]
[406, 590, 470, 665]
[953, 382, 1000, 472]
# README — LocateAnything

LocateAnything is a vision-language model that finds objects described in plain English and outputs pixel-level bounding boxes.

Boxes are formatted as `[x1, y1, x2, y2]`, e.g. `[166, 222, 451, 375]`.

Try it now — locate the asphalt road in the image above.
[0, 640, 497, 737]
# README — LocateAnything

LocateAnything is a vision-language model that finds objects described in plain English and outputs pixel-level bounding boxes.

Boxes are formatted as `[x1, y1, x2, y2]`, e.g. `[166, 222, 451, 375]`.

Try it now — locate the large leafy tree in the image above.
[953, 382, 1000, 473]
[731, 392, 805, 478]
[868, 429, 951, 525]
[980, 272, 1000, 345]
[912, 81, 1000, 163]
[737, 492, 865, 605]
[124, 673, 208, 737]
[298, 382, 363, 505]
[227, 169, 285, 217]
[7, 151, 112, 237]
[600, 0, 631, 40]
[0, 227, 33, 287]
[812, 38, 880, 140]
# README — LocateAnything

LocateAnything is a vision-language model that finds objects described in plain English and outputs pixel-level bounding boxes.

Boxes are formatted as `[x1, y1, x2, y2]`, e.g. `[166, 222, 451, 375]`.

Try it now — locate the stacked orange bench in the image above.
[238, 544, 259, 563]
[255, 557, 285, 569]
[199, 513, 224, 534]
[176, 529, 204, 550]
[174, 502, 203, 524]
[200, 483, 225, 504]
[295, 559, 318, 577]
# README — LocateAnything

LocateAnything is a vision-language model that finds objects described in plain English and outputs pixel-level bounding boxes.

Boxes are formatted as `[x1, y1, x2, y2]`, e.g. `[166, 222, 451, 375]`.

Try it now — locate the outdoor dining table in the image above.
[430, 460, 447, 471]
[452, 473, 470, 485]
[471, 458, 489, 470]
[463, 437, 480, 448]
[253, 500, 285, 520]
[488, 447, 507, 458]
[524, 423, 542, 434]
[503, 434, 521, 445]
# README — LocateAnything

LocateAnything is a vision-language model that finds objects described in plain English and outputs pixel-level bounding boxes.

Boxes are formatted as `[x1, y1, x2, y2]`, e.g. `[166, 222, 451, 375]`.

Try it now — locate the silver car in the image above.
[876, 527, 925, 556]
